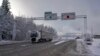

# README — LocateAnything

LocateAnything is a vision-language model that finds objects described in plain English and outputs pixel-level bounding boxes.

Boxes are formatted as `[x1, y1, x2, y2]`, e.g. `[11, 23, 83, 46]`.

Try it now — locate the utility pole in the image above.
[84, 16, 87, 39]
[91, 25, 94, 38]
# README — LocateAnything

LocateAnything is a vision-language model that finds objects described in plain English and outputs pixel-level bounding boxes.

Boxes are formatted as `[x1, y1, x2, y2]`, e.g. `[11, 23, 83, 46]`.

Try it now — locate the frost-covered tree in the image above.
[14, 17, 27, 40]
[1, 0, 10, 15]
[0, 0, 14, 40]
[14, 17, 37, 40]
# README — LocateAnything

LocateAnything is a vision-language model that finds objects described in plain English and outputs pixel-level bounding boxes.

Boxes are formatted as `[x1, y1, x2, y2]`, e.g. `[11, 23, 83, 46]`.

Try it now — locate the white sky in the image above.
[0, 0, 100, 35]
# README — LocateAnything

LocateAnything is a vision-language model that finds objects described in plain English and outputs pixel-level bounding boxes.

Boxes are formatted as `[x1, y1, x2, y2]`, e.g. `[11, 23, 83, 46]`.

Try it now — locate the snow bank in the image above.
[0, 40, 30, 45]
[77, 39, 100, 56]
[76, 39, 93, 56]
[88, 39, 100, 56]
[76, 39, 84, 54]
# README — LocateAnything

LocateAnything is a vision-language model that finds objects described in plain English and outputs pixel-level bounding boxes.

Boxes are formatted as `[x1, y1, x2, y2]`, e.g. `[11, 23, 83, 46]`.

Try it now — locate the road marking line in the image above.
[54, 41, 66, 45]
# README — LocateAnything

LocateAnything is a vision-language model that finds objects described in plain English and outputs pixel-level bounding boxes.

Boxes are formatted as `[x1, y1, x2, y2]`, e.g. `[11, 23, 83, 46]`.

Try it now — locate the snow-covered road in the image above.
[52, 36, 75, 45]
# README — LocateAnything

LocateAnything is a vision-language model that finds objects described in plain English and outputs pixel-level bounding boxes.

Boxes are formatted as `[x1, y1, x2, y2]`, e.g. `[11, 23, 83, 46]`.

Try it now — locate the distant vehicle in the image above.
[85, 38, 93, 45]
[30, 31, 52, 43]
[75, 37, 80, 39]
[84, 34, 93, 45]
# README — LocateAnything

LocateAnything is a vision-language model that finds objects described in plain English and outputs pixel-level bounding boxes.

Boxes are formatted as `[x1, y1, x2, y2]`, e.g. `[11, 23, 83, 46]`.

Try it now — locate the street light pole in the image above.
[84, 16, 87, 39]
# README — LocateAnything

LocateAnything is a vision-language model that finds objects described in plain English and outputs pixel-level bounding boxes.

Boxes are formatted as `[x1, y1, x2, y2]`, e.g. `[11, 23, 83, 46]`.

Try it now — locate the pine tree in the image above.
[1, 0, 10, 15]
[0, 0, 14, 40]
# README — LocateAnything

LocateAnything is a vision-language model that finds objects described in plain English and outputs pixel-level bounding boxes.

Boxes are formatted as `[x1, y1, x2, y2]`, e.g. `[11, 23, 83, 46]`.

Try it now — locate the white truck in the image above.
[30, 31, 52, 43]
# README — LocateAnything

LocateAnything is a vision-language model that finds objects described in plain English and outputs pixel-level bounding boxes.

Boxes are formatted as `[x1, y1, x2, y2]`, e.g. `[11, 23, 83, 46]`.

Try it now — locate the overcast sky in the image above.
[0, 0, 100, 35]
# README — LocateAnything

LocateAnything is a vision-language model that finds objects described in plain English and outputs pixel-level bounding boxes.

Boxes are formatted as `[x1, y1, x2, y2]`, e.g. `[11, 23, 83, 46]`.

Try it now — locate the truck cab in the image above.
[30, 31, 41, 43]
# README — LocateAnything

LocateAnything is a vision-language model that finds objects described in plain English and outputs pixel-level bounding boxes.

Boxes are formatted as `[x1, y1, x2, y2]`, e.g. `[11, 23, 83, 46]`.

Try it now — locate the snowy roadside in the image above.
[87, 39, 100, 56]
[76, 39, 93, 56]
[0, 40, 30, 45]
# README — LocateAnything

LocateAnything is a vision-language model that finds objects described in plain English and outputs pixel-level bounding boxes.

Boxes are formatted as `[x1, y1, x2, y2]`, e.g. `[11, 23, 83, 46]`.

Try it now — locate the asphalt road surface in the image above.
[0, 40, 86, 56]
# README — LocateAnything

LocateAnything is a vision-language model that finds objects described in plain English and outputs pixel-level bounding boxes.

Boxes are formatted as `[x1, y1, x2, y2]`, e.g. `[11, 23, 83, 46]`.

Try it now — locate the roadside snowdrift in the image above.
[0, 40, 30, 45]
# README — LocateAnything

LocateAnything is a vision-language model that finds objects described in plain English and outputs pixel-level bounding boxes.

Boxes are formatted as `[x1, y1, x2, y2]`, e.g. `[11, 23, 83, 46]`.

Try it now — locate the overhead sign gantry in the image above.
[32, 12, 87, 39]
[61, 12, 76, 20]
[44, 12, 76, 20]
[44, 12, 57, 20]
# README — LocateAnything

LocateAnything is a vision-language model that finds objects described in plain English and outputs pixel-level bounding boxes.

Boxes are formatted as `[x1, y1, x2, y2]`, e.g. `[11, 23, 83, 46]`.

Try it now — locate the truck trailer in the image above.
[30, 31, 52, 43]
